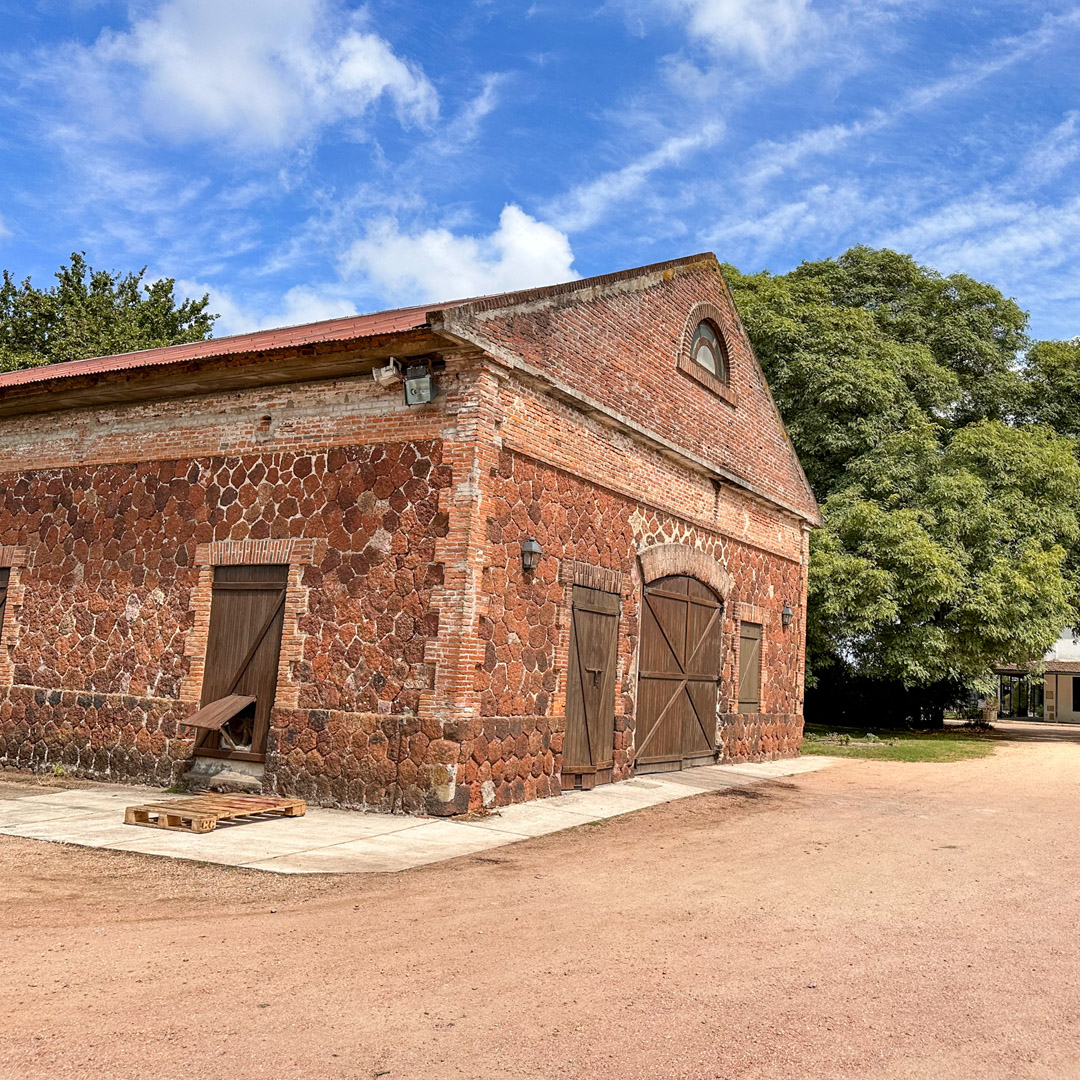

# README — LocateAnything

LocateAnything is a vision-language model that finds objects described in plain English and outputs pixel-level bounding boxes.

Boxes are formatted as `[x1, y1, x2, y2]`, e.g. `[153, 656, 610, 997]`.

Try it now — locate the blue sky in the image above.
[1, 0, 1079, 340]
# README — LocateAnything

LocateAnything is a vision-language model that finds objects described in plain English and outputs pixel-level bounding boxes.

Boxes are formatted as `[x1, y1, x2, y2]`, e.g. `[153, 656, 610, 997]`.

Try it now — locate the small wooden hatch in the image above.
[180, 694, 257, 732]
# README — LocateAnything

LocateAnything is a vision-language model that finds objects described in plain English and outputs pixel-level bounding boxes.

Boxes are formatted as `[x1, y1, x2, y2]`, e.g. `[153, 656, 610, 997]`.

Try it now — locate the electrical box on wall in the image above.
[403, 362, 436, 406]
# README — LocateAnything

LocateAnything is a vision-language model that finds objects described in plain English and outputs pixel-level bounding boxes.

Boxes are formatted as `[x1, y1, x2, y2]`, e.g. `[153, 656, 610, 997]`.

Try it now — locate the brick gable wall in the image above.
[438, 256, 818, 525]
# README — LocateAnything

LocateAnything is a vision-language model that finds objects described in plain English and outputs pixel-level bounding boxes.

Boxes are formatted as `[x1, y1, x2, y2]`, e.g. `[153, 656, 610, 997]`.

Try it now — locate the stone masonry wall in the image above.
[460, 444, 805, 810]
[0, 439, 451, 804]
[0, 368, 471, 812]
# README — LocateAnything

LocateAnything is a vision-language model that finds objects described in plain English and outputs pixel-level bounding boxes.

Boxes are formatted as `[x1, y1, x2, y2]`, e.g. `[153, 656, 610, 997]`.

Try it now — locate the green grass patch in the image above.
[801, 723, 995, 763]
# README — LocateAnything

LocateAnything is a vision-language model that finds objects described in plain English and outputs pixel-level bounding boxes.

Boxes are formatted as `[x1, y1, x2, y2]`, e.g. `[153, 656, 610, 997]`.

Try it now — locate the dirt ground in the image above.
[3, 734, 1080, 1080]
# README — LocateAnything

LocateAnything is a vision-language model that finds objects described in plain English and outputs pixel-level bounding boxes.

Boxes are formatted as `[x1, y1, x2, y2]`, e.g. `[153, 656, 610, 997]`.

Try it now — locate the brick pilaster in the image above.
[420, 363, 503, 813]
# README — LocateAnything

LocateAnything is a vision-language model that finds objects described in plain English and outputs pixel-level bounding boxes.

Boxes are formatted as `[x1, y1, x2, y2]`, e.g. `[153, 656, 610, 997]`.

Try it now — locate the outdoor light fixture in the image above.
[372, 357, 402, 388]
[781, 604, 794, 628]
[521, 538, 542, 573]
[403, 362, 436, 406]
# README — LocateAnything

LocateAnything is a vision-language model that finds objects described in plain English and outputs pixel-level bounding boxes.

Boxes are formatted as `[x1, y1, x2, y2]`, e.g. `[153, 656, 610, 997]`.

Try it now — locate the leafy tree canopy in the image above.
[0, 252, 215, 373]
[726, 248, 1079, 721]
[1024, 337, 1080, 436]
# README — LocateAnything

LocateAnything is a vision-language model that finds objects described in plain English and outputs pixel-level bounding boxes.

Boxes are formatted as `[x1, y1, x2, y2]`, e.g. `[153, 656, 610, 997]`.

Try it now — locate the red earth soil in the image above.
[2, 735, 1079, 1079]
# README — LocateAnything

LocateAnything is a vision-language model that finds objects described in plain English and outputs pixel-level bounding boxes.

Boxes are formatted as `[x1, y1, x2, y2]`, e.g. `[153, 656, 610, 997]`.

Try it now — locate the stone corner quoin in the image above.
[0, 252, 819, 816]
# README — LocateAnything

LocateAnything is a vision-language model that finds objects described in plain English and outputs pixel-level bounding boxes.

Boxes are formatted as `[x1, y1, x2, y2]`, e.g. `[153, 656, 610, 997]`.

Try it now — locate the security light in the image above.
[403, 363, 436, 406]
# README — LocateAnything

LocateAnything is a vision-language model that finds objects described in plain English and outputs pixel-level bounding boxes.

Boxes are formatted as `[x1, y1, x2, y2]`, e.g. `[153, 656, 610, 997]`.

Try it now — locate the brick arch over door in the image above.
[637, 543, 732, 600]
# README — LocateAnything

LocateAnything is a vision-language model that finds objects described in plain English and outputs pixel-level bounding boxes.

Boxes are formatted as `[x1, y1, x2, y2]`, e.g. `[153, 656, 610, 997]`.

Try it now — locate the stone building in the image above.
[0, 254, 820, 815]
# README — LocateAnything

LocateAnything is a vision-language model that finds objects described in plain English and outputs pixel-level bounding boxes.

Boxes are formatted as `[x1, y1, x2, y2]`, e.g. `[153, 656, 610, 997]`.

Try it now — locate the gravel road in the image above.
[3, 734, 1079, 1079]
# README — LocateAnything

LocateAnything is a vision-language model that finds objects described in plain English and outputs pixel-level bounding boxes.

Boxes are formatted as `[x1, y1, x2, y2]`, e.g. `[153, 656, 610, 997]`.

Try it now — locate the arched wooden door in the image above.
[635, 575, 722, 773]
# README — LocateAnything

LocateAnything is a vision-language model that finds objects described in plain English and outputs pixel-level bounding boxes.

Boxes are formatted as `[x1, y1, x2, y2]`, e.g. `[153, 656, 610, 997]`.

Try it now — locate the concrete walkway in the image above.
[0, 756, 835, 874]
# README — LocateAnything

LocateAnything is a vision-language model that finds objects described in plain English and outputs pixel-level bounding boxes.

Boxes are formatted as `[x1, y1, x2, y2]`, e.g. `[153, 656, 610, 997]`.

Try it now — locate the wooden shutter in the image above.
[635, 575, 721, 772]
[0, 567, 9, 640]
[194, 565, 289, 761]
[738, 623, 762, 714]
[562, 586, 620, 789]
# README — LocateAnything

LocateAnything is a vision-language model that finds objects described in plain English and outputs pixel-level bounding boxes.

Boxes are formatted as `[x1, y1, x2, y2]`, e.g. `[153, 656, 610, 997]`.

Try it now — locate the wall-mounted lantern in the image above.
[781, 604, 794, 629]
[521, 538, 542, 574]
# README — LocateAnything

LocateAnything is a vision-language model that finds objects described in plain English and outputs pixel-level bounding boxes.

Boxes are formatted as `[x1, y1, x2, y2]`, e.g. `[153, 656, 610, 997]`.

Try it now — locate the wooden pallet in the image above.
[124, 793, 306, 834]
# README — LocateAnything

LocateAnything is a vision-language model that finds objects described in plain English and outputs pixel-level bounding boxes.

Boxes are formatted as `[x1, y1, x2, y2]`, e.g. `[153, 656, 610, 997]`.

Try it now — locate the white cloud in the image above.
[56, 0, 437, 149]
[341, 205, 577, 305]
[616, 0, 885, 71]
[663, 0, 818, 66]
[547, 124, 722, 232]
[177, 205, 575, 334]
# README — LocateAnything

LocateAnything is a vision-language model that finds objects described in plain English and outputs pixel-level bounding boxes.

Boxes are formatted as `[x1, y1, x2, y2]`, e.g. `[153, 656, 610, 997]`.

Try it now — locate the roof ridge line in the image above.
[432, 253, 718, 320]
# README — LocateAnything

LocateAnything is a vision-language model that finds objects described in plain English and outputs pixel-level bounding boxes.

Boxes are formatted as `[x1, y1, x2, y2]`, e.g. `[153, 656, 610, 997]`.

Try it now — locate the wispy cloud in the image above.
[440, 74, 506, 147]
[881, 193, 1080, 280]
[708, 180, 890, 255]
[546, 124, 723, 232]
[743, 7, 1080, 188]
[1022, 112, 1080, 188]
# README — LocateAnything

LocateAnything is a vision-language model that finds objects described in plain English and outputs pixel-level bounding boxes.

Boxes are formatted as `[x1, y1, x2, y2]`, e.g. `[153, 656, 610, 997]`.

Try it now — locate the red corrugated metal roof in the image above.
[0, 255, 719, 394]
[0, 301, 448, 391]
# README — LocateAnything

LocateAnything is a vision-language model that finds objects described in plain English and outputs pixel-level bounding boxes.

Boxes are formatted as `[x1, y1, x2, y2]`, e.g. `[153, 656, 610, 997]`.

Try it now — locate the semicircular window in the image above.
[690, 321, 727, 380]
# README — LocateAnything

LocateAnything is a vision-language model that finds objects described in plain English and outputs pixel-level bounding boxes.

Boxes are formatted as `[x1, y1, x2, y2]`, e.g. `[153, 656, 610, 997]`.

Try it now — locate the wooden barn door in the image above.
[561, 586, 620, 790]
[635, 575, 721, 773]
[193, 564, 288, 762]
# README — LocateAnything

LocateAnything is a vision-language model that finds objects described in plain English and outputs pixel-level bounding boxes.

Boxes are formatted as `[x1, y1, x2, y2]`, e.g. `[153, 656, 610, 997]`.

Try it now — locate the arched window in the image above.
[690, 320, 727, 380]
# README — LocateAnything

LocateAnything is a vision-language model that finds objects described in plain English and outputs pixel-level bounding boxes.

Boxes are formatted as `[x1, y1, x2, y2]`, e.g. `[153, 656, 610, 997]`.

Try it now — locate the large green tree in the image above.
[0, 252, 215, 372]
[726, 248, 1080, 724]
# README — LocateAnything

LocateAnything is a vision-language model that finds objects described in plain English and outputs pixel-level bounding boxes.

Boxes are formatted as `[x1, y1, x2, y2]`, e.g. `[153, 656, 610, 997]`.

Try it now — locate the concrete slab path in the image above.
[0, 756, 835, 873]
